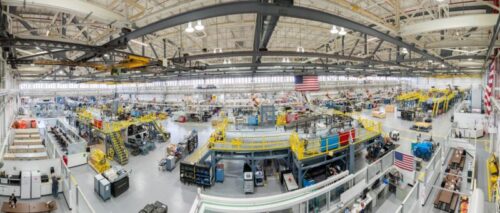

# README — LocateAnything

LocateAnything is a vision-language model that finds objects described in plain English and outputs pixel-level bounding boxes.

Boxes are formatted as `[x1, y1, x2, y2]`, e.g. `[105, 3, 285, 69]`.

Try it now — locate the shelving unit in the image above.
[180, 162, 213, 187]
[195, 163, 213, 187]
[180, 162, 196, 185]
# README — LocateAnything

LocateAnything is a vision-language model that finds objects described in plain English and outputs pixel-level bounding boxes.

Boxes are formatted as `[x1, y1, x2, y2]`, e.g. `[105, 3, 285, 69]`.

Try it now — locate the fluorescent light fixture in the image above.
[401, 48, 408, 54]
[213, 48, 222, 53]
[131, 39, 148, 46]
[195, 20, 204, 31]
[185, 22, 194, 33]
[297, 46, 304, 53]
[339, 27, 347, 35]
[330, 25, 338, 34]
[468, 58, 472, 61]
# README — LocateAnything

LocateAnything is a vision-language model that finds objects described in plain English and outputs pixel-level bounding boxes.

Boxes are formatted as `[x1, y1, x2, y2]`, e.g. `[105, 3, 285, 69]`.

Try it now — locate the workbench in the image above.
[1, 201, 57, 213]
[8, 145, 46, 154]
[3, 153, 49, 161]
[12, 139, 42, 146]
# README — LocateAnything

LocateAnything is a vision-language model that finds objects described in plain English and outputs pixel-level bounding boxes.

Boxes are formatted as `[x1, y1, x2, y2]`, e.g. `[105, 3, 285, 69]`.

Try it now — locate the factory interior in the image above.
[0, 0, 500, 213]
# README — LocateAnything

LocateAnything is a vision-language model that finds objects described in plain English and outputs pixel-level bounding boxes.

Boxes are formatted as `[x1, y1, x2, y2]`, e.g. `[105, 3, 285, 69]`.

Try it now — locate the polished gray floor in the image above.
[67, 105, 495, 213]
[71, 120, 214, 213]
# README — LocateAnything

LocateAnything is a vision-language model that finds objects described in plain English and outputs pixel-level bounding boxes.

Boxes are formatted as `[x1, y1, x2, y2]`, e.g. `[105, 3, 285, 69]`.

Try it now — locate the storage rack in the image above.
[180, 162, 213, 187]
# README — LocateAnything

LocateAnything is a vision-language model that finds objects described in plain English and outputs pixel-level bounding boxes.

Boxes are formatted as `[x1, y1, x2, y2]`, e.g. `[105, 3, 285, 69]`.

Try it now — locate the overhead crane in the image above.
[14, 55, 163, 74]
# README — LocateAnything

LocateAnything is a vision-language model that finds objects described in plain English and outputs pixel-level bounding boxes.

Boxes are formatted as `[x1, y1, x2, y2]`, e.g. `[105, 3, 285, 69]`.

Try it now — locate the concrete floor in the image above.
[65, 105, 495, 213]
[71, 120, 213, 213]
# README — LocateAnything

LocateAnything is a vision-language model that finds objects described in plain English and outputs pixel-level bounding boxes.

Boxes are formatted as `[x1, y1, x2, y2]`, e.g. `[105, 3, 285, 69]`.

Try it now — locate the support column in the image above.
[349, 143, 355, 173]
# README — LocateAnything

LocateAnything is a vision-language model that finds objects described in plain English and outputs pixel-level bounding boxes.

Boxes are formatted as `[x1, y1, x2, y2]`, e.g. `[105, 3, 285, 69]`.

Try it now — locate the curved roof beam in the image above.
[105, 1, 447, 66]
[401, 14, 499, 36]
[3, 0, 124, 23]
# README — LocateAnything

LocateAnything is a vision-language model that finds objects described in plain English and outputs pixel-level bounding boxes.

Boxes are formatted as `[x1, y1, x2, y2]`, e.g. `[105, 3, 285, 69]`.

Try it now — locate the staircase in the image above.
[153, 121, 170, 142]
[110, 132, 129, 165]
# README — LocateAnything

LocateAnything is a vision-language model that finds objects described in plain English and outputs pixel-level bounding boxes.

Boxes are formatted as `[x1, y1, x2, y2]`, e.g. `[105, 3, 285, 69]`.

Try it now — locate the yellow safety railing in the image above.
[184, 142, 210, 164]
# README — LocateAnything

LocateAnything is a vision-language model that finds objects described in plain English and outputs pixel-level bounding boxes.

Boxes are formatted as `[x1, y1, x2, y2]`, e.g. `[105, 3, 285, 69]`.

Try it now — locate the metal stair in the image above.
[153, 121, 170, 142]
[110, 132, 129, 165]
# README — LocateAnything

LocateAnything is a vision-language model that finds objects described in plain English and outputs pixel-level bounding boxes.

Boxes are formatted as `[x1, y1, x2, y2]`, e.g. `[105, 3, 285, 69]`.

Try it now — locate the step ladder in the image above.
[110, 131, 129, 165]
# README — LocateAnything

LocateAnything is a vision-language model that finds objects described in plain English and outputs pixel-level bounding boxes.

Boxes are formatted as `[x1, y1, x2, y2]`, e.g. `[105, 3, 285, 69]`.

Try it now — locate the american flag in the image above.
[394, 151, 414, 171]
[484, 60, 496, 115]
[295, 75, 320, 92]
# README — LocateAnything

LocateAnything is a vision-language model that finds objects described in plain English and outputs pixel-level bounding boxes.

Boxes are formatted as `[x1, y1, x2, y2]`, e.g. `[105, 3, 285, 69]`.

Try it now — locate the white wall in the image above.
[409, 77, 481, 89]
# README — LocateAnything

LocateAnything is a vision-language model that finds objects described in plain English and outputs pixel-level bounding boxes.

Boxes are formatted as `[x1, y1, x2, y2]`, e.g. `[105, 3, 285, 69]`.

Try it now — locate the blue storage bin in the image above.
[248, 115, 259, 126]
[215, 168, 224, 182]
[320, 134, 339, 152]
[303, 179, 315, 187]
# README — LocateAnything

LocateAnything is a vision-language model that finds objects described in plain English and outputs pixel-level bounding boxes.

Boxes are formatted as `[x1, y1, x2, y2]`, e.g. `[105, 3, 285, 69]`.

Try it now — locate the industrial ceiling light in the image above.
[401, 48, 408, 55]
[330, 25, 338, 34]
[35, 46, 41, 50]
[297, 46, 305, 53]
[468, 58, 472, 61]
[338, 27, 347, 36]
[227, 59, 232, 64]
[441, 64, 445, 68]
[185, 22, 195, 33]
[195, 20, 205, 31]
[427, 60, 433, 63]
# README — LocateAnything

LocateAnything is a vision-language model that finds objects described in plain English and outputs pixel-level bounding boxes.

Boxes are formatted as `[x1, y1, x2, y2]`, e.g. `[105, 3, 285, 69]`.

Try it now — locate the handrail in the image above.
[196, 172, 350, 212]
[192, 152, 398, 213]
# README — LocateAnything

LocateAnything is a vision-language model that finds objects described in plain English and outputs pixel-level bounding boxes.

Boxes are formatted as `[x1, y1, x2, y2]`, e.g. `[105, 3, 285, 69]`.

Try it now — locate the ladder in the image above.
[109, 131, 129, 165]
[153, 121, 170, 142]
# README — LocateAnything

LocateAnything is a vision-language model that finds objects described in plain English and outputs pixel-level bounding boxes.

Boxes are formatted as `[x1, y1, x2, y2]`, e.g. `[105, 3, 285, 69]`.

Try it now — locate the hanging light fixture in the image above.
[213, 48, 222, 53]
[338, 27, 347, 36]
[185, 22, 194, 33]
[330, 25, 338, 34]
[223, 59, 228, 64]
[227, 59, 232, 64]
[297, 46, 304, 53]
[195, 20, 205, 31]
[401, 48, 408, 55]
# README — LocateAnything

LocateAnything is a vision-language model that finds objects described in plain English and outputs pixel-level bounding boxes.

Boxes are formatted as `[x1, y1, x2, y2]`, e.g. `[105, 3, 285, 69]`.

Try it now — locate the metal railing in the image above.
[190, 151, 398, 213]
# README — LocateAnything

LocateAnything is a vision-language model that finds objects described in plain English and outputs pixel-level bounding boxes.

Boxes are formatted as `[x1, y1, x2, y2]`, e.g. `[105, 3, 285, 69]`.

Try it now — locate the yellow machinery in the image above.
[276, 113, 287, 126]
[30, 55, 160, 73]
[487, 154, 499, 202]
[89, 149, 111, 173]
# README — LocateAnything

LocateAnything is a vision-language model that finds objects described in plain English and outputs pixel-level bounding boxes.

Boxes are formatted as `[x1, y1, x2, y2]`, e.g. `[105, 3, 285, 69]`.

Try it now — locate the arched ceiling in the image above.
[0, 0, 498, 82]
